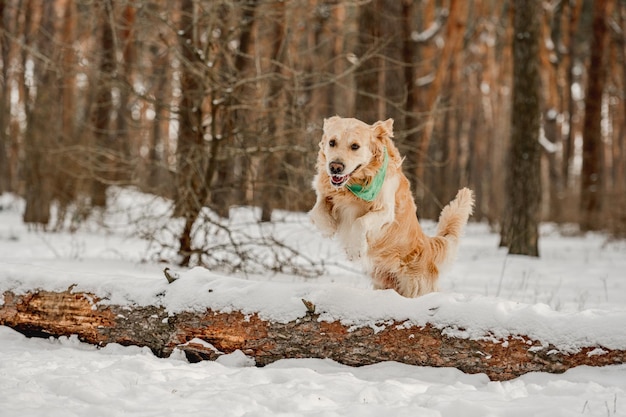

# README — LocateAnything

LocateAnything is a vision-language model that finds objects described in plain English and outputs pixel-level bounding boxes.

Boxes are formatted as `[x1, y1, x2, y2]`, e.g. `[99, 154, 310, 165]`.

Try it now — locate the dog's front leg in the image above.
[353, 206, 394, 253]
[309, 196, 337, 237]
[343, 217, 367, 260]
[346, 178, 398, 260]
[343, 205, 395, 260]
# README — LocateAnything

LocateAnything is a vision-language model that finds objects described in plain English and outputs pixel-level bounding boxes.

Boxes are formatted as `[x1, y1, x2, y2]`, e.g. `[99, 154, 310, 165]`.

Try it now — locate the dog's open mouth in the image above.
[329, 164, 362, 188]
[330, 174, 350, 187]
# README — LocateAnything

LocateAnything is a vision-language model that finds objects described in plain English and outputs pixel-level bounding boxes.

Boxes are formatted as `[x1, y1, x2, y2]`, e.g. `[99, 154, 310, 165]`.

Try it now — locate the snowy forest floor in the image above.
[1, 188, 625, 417]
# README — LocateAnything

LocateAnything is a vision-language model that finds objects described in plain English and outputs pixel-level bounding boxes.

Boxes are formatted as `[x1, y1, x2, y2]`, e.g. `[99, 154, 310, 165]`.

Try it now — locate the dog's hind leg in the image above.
[371, 268, 397, 291]
[395, 264, 438, 297]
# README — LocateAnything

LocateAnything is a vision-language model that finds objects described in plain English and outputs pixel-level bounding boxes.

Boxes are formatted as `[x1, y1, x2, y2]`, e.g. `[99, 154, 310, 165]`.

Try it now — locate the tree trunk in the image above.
[90, 0, 116, 208]
[175, 0, 208, 265]
[580, 0, 612, 231]
[354, 0, 384, 124]
[543, 109, 562, 221]
[22, 0, 56, 227]
[114, 3, 136, 184]
[1, 288, 625, 383]
[52, 0, 79, 229]
[540, 3, 564, 223]
[615, 1, 626, 237]
[148, 64, 170, 196]
[499, 0, 542, 256]
[562, 0, 582, 198]
[210, 0, 257, 218]
[414, 0, 467, 190]
[355, 0, 405, 165]
[260, 1, 287, 222]
[0, 0, 10, 194]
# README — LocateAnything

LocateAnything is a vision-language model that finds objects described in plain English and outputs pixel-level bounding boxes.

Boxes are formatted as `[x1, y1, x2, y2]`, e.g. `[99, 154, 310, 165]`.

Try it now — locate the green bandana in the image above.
[346, 147, 388, 202]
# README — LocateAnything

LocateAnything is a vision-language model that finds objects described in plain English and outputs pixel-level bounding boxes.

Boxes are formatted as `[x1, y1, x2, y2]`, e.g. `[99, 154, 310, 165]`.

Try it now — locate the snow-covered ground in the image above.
[1, 188, 625, 416]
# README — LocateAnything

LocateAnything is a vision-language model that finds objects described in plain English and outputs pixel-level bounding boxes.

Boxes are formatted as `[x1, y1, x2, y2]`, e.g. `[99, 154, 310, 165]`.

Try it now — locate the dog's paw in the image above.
[310, 210, 336, 237]
[319, 227, 335, 238]
[345, 240, 367, 261]
[345, 246, 361, 261]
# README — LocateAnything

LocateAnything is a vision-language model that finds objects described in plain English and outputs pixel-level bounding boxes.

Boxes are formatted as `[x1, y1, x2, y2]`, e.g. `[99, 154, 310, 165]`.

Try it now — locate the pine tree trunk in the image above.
[90, 0, 116, 208]
[22, 1, 57, 227]
[0, 0, 9, 194]
[562, 0, 582, 198]
[114, 4, 136, 184]
[500, 0, 542, 256]
[354, 0, 384, 124]
[580, 0, 612, 231]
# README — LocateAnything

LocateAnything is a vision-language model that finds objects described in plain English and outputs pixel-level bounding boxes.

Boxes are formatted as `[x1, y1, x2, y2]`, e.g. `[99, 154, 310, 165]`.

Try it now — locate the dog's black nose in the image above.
[329, 161, 345, 175]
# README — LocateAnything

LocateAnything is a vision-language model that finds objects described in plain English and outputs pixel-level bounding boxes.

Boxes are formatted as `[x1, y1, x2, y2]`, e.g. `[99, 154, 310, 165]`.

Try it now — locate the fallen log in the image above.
[1, 288, 625, 381]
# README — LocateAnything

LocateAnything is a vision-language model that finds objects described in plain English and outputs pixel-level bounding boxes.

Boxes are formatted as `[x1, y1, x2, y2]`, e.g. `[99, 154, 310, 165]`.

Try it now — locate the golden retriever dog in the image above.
[309, 116, 474, 298]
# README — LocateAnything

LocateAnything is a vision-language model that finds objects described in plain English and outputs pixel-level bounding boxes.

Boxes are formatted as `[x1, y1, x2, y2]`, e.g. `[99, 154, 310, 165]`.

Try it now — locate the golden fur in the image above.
[309, 116, 474, 298]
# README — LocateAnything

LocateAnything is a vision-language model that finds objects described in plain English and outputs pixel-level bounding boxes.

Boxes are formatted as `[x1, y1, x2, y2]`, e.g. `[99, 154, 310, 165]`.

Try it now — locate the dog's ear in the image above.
[321, 116, 341, 150]
[323, 115, 340, 129]
[372, 118, 394, 140]
[320, 118, 330, 150]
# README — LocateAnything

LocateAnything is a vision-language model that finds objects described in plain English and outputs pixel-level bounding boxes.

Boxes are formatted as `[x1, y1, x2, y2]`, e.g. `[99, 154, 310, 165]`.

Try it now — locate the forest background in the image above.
[0, 0, 624, 267]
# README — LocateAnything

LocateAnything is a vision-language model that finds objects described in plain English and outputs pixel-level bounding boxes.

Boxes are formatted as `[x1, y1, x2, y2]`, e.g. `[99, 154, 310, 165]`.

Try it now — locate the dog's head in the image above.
[319, 116, 394, 188]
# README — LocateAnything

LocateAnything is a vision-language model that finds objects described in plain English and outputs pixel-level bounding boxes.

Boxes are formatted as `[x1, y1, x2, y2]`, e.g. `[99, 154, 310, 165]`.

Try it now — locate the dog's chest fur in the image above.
[330, 174, 399, 253]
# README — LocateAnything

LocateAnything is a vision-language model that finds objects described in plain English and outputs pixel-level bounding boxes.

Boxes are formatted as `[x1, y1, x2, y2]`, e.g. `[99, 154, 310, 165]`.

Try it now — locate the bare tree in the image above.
[210, 0, 258, 218]
[174, 0, 210, 266]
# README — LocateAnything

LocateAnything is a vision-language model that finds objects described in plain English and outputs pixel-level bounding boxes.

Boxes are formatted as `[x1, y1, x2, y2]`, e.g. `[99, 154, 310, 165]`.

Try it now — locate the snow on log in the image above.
[1, 287, 625, 381]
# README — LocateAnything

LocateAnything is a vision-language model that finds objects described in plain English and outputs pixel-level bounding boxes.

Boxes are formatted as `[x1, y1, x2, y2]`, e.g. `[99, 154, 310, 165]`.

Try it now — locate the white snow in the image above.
[1, 188, 626, 416]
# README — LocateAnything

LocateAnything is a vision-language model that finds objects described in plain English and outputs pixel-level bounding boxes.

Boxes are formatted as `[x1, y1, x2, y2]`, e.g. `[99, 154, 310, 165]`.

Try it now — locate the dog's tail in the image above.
[436, 188, 474, 240]
[430, 188, 475, 267]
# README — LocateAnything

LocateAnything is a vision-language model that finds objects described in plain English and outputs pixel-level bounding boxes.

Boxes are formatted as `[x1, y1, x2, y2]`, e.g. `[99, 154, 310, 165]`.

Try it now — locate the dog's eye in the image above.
[351, 143, 360, 151]
[329, 139, 336, 147]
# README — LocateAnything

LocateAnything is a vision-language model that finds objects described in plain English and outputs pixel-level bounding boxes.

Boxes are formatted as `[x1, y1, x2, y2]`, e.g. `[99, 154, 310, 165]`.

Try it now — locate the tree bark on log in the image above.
[1, 289, 625, 382]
